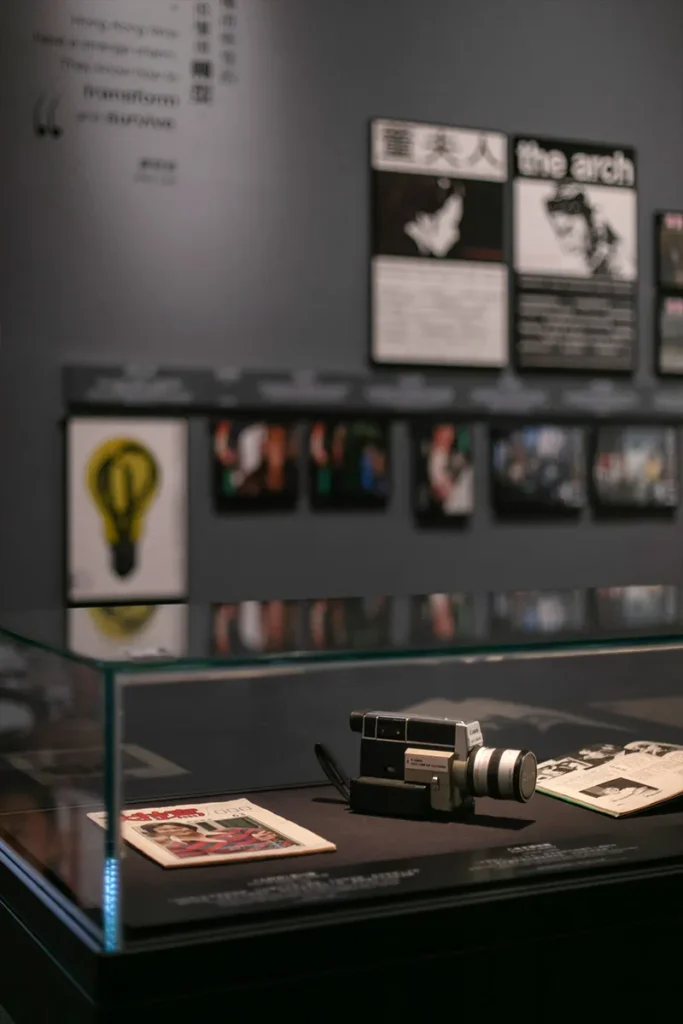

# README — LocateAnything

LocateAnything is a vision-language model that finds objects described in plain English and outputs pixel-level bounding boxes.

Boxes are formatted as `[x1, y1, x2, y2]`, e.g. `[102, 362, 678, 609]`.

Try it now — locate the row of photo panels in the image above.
[215, 419, 680, 516]
[61, 585, 683, 662]
[66, 417, 680, 604]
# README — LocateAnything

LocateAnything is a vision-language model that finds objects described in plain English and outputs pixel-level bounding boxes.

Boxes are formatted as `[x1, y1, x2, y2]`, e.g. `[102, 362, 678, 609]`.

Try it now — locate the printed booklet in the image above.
[537, 741, 683, 817]
[89, 799, 336, 868]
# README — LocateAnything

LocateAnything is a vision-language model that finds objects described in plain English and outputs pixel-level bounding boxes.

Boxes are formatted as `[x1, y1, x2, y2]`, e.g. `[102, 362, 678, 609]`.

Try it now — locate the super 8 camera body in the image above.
[348, 709, 537, 818]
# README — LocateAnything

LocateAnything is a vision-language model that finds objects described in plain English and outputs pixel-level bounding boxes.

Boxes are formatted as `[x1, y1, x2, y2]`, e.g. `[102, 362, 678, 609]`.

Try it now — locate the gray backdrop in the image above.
[2, 0, 683, 610]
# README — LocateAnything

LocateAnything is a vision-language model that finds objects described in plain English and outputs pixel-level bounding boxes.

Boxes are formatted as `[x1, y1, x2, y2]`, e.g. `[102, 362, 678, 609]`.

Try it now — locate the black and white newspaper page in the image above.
[513, 136, 637, 371]
[537, 741, 683, 817]
[371, 119, 508, 368]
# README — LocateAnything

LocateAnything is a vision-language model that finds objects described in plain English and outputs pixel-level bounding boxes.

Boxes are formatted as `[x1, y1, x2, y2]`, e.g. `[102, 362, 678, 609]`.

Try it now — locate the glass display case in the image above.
[3, 588, 683, 1014]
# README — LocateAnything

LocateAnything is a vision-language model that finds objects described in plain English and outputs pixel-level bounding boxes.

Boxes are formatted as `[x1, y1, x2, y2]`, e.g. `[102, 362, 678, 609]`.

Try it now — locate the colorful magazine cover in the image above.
[89, 799, 336, 868]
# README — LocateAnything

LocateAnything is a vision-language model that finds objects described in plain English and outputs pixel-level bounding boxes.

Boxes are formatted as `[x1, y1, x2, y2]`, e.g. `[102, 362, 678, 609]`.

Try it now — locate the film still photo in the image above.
[413, 422, 474, 524]
[491, 589, 587, 639]
[592, 426, 679, 511]
[409, 593, 478, 646]
[309, 419, 390, 509]
[594, 585, 680, 631]
[657, 211, 683, 289]
[212, 420, 299, 510]
[212, 600, 304, 655]
[491, 425, 586, 513]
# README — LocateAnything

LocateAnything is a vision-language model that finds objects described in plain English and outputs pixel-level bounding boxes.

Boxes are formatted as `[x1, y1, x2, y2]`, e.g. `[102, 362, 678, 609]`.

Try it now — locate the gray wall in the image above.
[2, 0, 683, 610]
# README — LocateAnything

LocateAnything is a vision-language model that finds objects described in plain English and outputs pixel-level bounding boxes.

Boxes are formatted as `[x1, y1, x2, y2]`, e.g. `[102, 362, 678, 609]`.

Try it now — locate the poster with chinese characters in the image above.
[89, 799, 336, 867]
[371, 118, 508, 368]
[513, 136, 638, 371]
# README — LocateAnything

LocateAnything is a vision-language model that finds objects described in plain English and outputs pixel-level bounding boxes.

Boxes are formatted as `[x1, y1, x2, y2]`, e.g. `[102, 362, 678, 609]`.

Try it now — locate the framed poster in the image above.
[655, 213, 683, 374]
[211, 419, 299, 511]
[513, 136, 637, 370]
[413, 421, 474, 524]
[309, 419, 390, 508]
[67, 418, 188, 603]
[371, 118, 508, 367]
[591, 426, 679, 511]
[490, 424, 586, 514]
[656, 295, 683, 375]
[67, 604, 189, 660]
[656, 211, 683, 289]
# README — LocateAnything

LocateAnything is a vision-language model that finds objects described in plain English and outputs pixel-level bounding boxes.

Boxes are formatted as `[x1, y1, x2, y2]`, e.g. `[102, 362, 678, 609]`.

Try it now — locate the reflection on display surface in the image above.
[491, 589, 586, 637]
[593, 427, 679, 509]
[309, 419, 390, 508]
[595, 586, 680, 629]
[491, 425, 585, 512]
[212, 420, 299, 510]
[414, 422, 474, 522]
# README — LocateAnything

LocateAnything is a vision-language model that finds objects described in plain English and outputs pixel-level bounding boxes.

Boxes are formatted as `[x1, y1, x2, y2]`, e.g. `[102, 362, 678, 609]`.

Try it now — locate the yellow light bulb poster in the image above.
[67, 418, 188, 603]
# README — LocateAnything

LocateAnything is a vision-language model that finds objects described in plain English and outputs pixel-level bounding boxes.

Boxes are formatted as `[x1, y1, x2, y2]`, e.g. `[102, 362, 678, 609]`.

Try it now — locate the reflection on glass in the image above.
[308, 597, 391, 651]
[410, 593, 477, 644]
[594, 586, 680, 629]
[68, 604, 189, 660]
[491, 589, 586, 637]
[212, 600, 303, 655]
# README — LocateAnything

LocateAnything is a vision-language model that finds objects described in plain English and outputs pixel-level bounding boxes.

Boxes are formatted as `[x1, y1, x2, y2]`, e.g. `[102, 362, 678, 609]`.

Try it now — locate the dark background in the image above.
[2, 0, 683, 611]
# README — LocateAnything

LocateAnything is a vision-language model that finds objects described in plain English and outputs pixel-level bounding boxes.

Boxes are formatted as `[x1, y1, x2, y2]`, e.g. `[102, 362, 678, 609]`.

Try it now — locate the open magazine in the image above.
[89, 799, 336, 868]
[537, 741, 683, 817]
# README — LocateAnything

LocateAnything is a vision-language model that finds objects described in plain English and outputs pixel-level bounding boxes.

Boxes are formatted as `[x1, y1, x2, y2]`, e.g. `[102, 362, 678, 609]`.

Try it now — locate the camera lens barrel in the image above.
[467, 747, 537, 803]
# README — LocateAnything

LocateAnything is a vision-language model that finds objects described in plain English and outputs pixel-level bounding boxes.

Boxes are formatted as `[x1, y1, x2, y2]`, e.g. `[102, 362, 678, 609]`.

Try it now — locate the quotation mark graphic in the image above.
[33, 95, 63, 138]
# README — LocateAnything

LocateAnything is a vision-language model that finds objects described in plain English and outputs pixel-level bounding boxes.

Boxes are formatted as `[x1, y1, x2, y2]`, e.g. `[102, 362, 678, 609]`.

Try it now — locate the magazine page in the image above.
[537, 741, 683, 817]
[89, 799, 336, 868]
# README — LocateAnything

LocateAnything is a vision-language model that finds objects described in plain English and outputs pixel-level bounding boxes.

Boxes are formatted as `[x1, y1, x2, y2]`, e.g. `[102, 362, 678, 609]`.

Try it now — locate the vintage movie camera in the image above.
[344, 710, 537, 818]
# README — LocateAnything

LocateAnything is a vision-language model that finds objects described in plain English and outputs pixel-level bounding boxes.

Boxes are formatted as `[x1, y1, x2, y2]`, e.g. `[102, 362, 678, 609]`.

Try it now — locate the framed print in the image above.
[67, 417, 188, 603]
[592, 426, 679, 511]
[490, 424, 586, 514]
[491, 589, 587, 639]
[212, 419, 299, 511]
[67, 604, 189, 660]
[513, 136, 637, 370]
[656, 295, 683, 375]
[413, 421, 474, 524]
[309, 419, 390, 509]
[656, 211, 683, 289]
[371, 118, 508, 367]
[212, 600, 304, 656]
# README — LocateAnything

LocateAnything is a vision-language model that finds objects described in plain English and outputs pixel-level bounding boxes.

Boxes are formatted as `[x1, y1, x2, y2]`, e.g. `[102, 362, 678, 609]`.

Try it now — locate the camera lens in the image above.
[466, 747, 537, 803]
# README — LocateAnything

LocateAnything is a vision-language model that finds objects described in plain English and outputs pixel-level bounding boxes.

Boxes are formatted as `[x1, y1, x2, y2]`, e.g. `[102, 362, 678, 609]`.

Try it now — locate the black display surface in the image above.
[513, 136, 638, 371]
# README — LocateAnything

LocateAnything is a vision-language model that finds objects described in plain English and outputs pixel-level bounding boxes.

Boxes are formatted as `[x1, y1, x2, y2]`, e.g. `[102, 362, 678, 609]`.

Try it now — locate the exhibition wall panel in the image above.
[2, 0, 683, 606]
